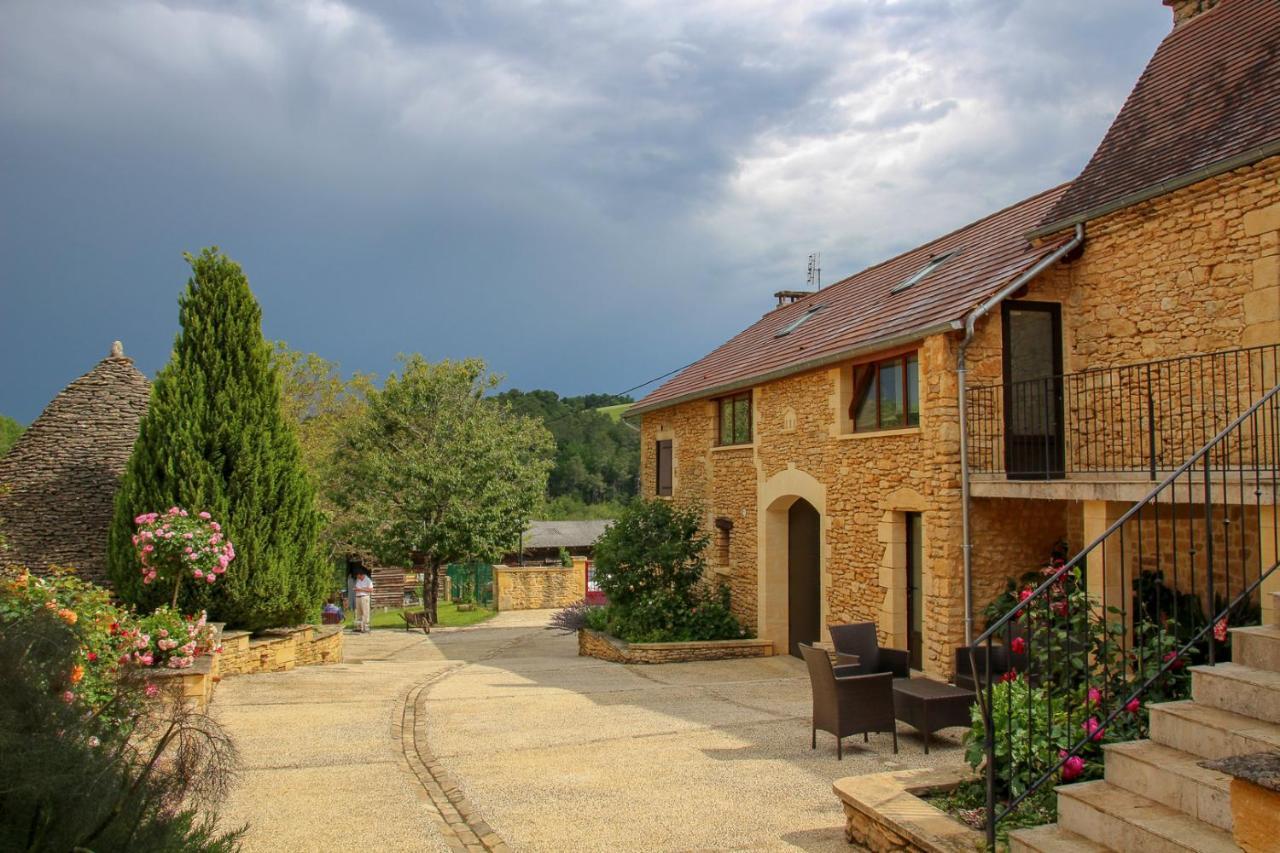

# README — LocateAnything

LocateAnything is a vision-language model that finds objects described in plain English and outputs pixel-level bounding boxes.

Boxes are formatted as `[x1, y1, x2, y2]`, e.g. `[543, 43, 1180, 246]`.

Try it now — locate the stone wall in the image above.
[218, 625, 343, 676]
[578, 629, 774, 664]
[495, 564, 585, 610]
[637, 155, 1278, 679]
[967, 155, 1280, 474]
[641, 334, 969, 676]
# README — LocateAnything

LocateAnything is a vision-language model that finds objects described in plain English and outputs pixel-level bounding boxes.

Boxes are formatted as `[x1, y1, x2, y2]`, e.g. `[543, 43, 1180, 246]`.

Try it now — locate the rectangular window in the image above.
[716, 391, 752, 446]
[851, 353, 920, 432]
[656, 439, 672, 496]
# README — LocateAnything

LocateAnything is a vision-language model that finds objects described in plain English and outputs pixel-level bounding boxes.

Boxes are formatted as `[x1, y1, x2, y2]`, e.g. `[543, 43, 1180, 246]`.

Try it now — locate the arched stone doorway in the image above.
[787, 498, 821, 656]
[758, 467, 827, 656]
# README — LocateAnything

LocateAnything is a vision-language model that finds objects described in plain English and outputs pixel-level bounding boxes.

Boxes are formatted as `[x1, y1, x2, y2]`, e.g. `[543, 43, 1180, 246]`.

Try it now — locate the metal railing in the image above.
[966, 344, 1279, 479]
[971, 380, 1280, 846]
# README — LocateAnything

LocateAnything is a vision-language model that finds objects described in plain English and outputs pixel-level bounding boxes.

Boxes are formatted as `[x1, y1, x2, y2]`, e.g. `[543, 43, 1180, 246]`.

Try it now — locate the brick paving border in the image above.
[392, 631, 535, 853]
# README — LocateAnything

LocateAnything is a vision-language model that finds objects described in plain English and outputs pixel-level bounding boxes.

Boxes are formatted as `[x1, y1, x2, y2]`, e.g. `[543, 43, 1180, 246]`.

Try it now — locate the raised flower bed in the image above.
[578, 628, 772, 664]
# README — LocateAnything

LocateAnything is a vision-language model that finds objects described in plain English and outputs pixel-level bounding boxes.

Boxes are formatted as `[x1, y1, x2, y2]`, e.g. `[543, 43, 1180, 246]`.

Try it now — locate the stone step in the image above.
[1008, 823, 1111, 853]
[1056, 779, 1237, 853]
[1102, 740, 1233, 831]
[1191, 662, 1280, 724]
[1231, 624, 1280, 673]
[1149, 699, 1280, 759]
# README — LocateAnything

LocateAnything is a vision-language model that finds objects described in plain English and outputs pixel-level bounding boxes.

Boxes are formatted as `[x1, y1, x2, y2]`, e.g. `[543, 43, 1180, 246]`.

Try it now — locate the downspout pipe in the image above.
[958, 223, 1083, 644]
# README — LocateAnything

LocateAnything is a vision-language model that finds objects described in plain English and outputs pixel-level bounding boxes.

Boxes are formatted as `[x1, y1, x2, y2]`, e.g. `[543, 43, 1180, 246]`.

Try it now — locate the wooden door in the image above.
[787, 499, 821, 657]
[1002, 301, 1065, 479]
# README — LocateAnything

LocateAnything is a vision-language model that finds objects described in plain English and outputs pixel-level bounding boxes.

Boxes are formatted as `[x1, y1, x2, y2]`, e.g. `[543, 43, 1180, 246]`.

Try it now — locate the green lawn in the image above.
[595, 403, 630, 422]
[348, 603, 496, 630]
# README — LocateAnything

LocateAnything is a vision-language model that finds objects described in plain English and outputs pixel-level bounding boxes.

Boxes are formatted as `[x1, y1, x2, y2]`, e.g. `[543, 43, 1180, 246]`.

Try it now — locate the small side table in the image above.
[891, 678, 976, 754]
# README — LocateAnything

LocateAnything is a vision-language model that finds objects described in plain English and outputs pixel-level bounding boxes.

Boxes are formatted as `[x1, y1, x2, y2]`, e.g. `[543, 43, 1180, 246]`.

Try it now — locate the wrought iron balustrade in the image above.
[966, 344, 1279, 479]
[970, 379, 1280, 845]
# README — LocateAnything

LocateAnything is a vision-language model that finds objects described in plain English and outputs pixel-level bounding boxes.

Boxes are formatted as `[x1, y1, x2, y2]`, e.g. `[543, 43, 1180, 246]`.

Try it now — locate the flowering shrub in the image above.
[0, 567, 136, 718]
[133, 508, 235, 607]
[130, 607, 218, 670]
[965, 561, 1195, 822]
[0, 576, 240, 851]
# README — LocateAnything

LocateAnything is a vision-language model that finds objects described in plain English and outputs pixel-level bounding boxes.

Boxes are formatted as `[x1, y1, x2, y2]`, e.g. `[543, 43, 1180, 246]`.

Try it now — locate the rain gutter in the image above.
[957, 223, 1084, 644]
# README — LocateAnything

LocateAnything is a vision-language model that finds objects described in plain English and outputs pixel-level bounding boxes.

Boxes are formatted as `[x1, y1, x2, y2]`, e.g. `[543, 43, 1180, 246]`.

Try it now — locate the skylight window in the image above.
[775, 304, 825, 338]
[891, 250, 960, 294]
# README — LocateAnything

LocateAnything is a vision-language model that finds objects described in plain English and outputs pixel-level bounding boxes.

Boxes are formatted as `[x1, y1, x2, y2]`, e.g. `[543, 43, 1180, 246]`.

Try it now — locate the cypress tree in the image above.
[108, 248, 327, 630]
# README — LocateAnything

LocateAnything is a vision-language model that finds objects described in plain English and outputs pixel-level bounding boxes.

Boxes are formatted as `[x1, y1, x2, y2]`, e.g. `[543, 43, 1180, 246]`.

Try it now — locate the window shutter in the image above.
[656, 440, 673, 496]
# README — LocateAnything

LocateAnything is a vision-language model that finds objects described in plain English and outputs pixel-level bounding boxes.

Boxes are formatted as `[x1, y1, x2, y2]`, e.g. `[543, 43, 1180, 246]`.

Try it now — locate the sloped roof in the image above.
[0, 344, 150, 584]
[1037, 0, 1280, 235]
[519, 520, 612, 550]
[630, 184, 1072, 415]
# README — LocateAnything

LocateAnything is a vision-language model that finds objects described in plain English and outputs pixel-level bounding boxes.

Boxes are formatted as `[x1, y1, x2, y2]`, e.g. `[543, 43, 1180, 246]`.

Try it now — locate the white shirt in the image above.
[354, 576, 374, 597]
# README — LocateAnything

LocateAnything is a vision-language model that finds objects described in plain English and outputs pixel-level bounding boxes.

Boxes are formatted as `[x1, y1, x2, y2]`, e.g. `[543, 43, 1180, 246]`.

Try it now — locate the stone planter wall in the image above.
[833, 767, 983, 853]
[578, 628, 773, 664]
[219, 624, 344, 676]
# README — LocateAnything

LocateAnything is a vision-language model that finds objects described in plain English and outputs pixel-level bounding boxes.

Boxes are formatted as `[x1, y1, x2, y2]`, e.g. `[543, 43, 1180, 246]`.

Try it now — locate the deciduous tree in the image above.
[331, 356, 553, 624]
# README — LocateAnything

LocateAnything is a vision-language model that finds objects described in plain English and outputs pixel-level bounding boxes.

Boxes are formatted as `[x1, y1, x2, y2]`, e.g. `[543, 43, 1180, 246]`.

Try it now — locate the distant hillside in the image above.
[495, 390, 637, 516]
[596, 403, 629, 422]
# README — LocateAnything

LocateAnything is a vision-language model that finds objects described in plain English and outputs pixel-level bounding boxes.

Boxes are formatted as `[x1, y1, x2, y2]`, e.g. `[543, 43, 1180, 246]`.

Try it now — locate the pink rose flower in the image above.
[1060, 750, 1085, 781]
[1083, 717, 1104, 742]
[1087, 687, 1101, 705]
[62, 691, 75, 703]
[144, 683, 159, 698]
[1125, 698, 1141, 714]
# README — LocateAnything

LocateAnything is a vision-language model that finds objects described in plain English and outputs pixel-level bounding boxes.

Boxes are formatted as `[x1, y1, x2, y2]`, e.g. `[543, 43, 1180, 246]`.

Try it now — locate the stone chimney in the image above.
[1163, 0, 1219, 28]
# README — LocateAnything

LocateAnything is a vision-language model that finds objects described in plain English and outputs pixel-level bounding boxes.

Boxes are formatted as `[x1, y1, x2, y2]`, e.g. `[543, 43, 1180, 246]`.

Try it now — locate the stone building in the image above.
[627, 0, 1279, 676]
[0, 342, 151, 585]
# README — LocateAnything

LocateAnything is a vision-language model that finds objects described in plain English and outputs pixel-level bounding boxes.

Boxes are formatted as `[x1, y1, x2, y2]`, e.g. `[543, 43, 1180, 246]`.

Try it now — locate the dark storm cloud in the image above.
[0, 0, 1168, 422]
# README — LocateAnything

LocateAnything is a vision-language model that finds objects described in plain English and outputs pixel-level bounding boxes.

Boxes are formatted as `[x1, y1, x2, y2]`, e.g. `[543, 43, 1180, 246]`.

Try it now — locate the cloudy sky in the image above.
[0, 0, 1169, 422]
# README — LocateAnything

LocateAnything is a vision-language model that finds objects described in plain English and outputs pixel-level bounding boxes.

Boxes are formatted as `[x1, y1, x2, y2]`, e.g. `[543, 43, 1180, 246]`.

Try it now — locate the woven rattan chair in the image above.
[800, 643, 898, 759]
[827, 622, 910, 678]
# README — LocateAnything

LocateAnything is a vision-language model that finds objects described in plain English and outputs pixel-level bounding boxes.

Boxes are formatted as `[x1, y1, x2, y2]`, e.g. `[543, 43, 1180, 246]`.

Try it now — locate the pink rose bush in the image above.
[132, 507, 235, 606]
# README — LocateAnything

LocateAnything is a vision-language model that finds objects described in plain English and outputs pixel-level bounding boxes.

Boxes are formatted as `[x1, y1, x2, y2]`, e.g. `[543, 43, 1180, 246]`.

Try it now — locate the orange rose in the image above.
[57, 608, 78, 625]
[70, 664, 84, 684]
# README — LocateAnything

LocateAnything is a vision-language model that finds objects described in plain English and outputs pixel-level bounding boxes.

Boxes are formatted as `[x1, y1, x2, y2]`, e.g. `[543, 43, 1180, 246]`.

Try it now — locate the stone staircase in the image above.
[1009, 591, 1280, 852]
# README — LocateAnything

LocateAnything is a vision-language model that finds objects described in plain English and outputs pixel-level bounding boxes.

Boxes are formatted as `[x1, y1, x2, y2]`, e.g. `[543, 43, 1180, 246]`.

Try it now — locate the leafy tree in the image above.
[0, 415, 23, 457]
[271, 343, 374, 555]
[107, 248, 327, 630]
[331, 357, 554, 624]
[590, 499, 746, 642]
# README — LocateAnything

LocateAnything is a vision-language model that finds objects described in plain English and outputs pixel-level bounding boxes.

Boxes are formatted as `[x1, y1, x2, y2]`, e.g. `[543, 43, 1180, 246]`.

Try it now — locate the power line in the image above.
[535, 360, 697, 427]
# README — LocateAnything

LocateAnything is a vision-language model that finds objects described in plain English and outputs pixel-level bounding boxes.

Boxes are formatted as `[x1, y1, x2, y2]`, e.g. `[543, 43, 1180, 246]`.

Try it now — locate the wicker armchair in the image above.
[953, 626, 1030, 691]
[827, 622, 910, 678]
[800, 643, 898, 759]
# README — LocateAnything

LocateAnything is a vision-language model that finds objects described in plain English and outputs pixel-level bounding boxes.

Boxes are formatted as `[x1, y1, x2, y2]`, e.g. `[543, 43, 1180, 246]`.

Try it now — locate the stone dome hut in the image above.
[0, 342, 150, 585]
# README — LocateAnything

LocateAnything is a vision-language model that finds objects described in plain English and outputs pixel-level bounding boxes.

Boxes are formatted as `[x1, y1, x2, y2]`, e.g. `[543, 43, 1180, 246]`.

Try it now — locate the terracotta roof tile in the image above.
[631, 184, 1072, 414]
[1038, 0, 1280, 233]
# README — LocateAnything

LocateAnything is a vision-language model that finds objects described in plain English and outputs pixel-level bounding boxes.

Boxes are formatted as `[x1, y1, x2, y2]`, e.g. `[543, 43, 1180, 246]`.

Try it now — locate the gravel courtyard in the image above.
[214, 611, 969, 852]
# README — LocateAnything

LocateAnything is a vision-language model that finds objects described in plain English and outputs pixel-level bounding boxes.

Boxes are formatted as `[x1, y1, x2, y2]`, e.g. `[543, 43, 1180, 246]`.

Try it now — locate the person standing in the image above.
[353, 568, 374, 633]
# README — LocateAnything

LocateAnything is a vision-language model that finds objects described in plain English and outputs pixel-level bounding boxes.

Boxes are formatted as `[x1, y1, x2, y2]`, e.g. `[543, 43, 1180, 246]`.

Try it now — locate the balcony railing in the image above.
[965, 344, 1280, 479]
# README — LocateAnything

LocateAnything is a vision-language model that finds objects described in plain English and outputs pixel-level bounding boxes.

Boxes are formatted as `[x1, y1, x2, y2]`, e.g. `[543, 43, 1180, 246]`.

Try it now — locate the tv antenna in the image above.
[807, 252, 822, 290]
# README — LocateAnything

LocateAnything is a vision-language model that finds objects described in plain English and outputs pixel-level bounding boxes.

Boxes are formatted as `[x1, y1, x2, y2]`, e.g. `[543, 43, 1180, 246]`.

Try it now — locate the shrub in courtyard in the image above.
[961, 563, 1194, 830]
[109, 248, 326, 630]
[590, 500, 748, 643]
[0, 571, 240, 851]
